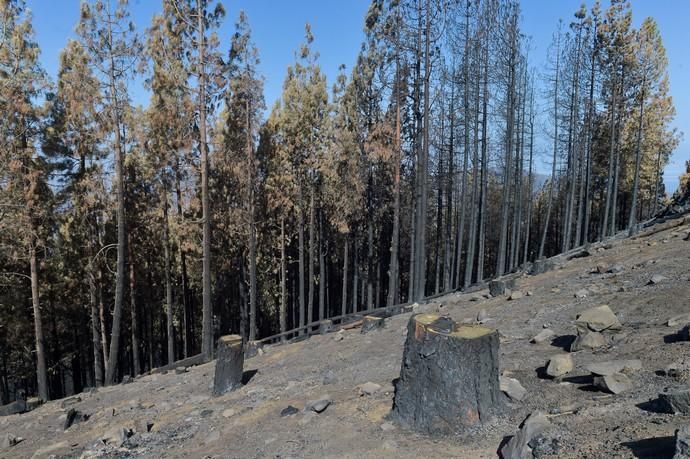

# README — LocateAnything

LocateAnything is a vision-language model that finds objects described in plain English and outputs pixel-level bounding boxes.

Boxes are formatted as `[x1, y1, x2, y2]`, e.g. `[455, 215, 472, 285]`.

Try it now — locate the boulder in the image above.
[531, 329, 556, 344]
[500, 411, 551, 459]
[546, 354, 573, 378]
[586, 360, 642, 376]
[675, 426, 690, 459]
[575, 305, 622, 333]
[500, 376, 527, 401]
[659, 389, 690, 415]
[593, 372, 632, 394]
[570, 331, 607, 352]
[357, 382, 382, 396]
[305, 395, 332, 413]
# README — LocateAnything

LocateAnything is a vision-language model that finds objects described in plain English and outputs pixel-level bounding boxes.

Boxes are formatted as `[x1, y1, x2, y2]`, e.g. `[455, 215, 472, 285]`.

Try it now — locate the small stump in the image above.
[213, 335, 244, 396]
[489, 278, 516, 296]
[391, 313, 501, 434]
[319, 320, 333, 335]
[361, 315, 385, 334]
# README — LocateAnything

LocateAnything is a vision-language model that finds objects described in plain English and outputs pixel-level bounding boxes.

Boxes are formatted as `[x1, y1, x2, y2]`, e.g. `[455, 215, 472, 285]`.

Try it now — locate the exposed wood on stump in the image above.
[392, 313, 501, 434]
[213, 335, 244, 396]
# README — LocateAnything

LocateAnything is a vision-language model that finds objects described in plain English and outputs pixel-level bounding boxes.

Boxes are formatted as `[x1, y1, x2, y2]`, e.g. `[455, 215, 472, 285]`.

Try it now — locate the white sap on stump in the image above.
[213, 335, 244, 396]
[391, 313, 502, 434]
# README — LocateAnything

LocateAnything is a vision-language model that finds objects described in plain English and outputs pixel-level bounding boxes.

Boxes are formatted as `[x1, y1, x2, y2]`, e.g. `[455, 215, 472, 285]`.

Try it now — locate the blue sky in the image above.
[26, 0, 688, 191]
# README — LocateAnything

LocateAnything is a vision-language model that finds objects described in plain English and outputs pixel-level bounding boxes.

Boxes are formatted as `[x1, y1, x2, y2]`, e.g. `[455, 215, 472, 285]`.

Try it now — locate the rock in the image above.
[1, 433, 23, 448]
[100, 426, 131, 447]
[489, 278, 516, 297]
[500, 376, 527, 401]
[280, 405, 299, 417]
[595, 263, 609, 274]
[380, 422, 396, 431]
[570, 331, 607, 352]
[63, 408, 89, 430]
[574, 288, 589, 299]
[649, 274, 668, 285]
[305, 395, 332, 413]
[508, 291, 524, 301]
[546, 354, 573, 378]
[529, 432, 562, 458]
[0, 400, 26, 417]
[675, 426, 690, 459]
[531, 329, 555, 344]
[244, 340, 263, 359]
[322, 369, 337, 385]
[222, 408, 236, 418]
[586, 360, 642, 376]
[526, 291, 533, 297]
[175, 366, 188, 374]
[608, 264, 624, 274]
[575, 305, 622, 333]
[357, 382, 382, 396]
[334, 330, 345, 341]
[669, 314, 690, 327]
[500, 411, 551, 459]
[476, 309, 489, 323]
[659, 389, 690, 414]
[593, 372, 632, 394]
[135, 419, 154, 433]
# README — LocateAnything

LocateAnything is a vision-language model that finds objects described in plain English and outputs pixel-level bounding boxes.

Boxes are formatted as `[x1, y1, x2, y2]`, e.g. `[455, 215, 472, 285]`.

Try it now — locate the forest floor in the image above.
[2, 217, 690, 459]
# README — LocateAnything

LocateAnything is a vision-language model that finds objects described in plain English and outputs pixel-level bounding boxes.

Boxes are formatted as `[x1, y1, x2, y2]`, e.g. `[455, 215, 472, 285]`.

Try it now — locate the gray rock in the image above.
[357, 382, 382, 396]
[100, 426, 132, 447]
[508, 291, 524, 301]
[546, 354, 573, 378]
[659, 389, 690, 414]
[574, 288, 589, 299]
[500, 411, 551, 459]
[608, 264, 624, 274]
[529, 432, 562, 458]
[305, 395, 332, 413]
[1, 433, 23, 448]
[586, 360, 642, 376]
[675, 426, 690, 459]
[531, 329, 556, 344]
[222, 408, 236, 418]
[593, 372, 632, 394]
[175, 366, 188, 374]
[595, 263, 609, 274]
[500, 376, 527, 401]
[649, 274, 668, 284]
[570, 331, 607, 352]
[669, 314, 690, 327]
[280, 405, 299, 417]
[380, 422, 396, 431]
[575, 305, 622, 333]
[477, 309, 489, 323]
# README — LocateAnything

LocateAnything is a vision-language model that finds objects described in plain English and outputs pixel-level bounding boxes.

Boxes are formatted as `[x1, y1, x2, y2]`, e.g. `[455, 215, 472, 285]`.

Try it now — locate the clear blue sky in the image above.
[26, 0, 688, 191]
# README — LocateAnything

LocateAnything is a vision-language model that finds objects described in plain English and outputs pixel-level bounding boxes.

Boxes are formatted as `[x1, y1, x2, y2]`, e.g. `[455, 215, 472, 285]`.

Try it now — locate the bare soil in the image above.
[2, 220, 690, 459]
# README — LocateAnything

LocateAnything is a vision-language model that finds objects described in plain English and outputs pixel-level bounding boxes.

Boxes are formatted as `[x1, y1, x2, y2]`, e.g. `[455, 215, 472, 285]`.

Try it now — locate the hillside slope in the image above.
[2, 218, 690, 459]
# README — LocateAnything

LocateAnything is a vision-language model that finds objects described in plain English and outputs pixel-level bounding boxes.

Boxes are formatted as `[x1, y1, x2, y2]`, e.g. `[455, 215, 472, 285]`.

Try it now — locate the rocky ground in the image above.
[2, 218, 690, 459]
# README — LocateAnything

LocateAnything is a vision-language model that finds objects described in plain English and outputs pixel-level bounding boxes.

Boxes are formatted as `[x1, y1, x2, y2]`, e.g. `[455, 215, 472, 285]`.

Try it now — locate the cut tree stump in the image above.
[391, 313, 501, 434]
[319, 320, 333, 334]
[361, 315, 385, 334]
[213, 335, 244, 396]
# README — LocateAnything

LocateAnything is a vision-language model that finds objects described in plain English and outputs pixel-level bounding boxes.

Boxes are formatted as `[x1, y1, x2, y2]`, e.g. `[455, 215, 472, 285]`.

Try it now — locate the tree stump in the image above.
[391, 313, 501, 434]
[319, 320, 333, 335]
[213, 335, 244, 396]
[361, 315, 385, 334]
[489, 278, 516, 296]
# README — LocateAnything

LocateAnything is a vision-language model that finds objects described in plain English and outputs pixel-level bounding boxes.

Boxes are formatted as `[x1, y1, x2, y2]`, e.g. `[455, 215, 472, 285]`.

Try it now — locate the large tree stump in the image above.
[391, 313, 501, 434]
[213, 335, 244, 396]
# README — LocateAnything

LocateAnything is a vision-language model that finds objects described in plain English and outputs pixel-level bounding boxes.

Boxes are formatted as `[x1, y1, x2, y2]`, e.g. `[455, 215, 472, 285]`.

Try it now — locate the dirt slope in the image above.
[1, 219, 690, 459]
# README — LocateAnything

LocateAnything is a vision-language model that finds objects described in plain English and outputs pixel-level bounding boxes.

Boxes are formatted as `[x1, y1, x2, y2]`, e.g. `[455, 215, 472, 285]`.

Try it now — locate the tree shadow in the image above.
[636, 398, 671, 414]
[242, 369, 258, 385]
[663, 332, 683, 344]
[621, 436, 675, 458]
[550, 335, 576, 351]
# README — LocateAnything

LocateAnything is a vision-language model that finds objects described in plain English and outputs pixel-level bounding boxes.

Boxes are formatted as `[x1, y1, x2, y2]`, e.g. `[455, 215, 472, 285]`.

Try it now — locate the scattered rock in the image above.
[586, 360, 642, 376]
[500, 376, 527, 401]
[357, 382, 382, 396]
[546, 354, 573, 378]
[649, 274, 668, 285]
[508, 291, 524, 301]
[500, 411, 551, 459]
[659, 389, 690, 414]
[135, 419, 154, 433]
[334, 330, 345, 341]
[380, 422, 396, 431]
[668, 314, 690, 327]
[529, 431, 562, 458]
[574, 288, 589, 299]
[222, 408, 236, 418]
[100, 426, 132, 447]
[280, 405, 299, 417]
[1, 433, 23, 448]
[531, 329, 555, 344]
[476, 309, 489, 323]
[608, 264, 624, 274]
[305, 395, 332, 413]
[595, 263, 609, 274]
[675, 426, 690, 459]
[593, 372, 632, 394]
[175, 366, 188, 375]
[575, 305, 622, 333]
[322, 369, 337, 385]
[570, 331, 607, 352]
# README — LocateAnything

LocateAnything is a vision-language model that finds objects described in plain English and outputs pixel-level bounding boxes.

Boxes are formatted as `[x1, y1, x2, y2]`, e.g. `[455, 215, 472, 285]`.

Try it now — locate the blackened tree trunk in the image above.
[280, 217, 287, 342]
[30, 244, 49, 401]
[163, 185, 174, 365]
